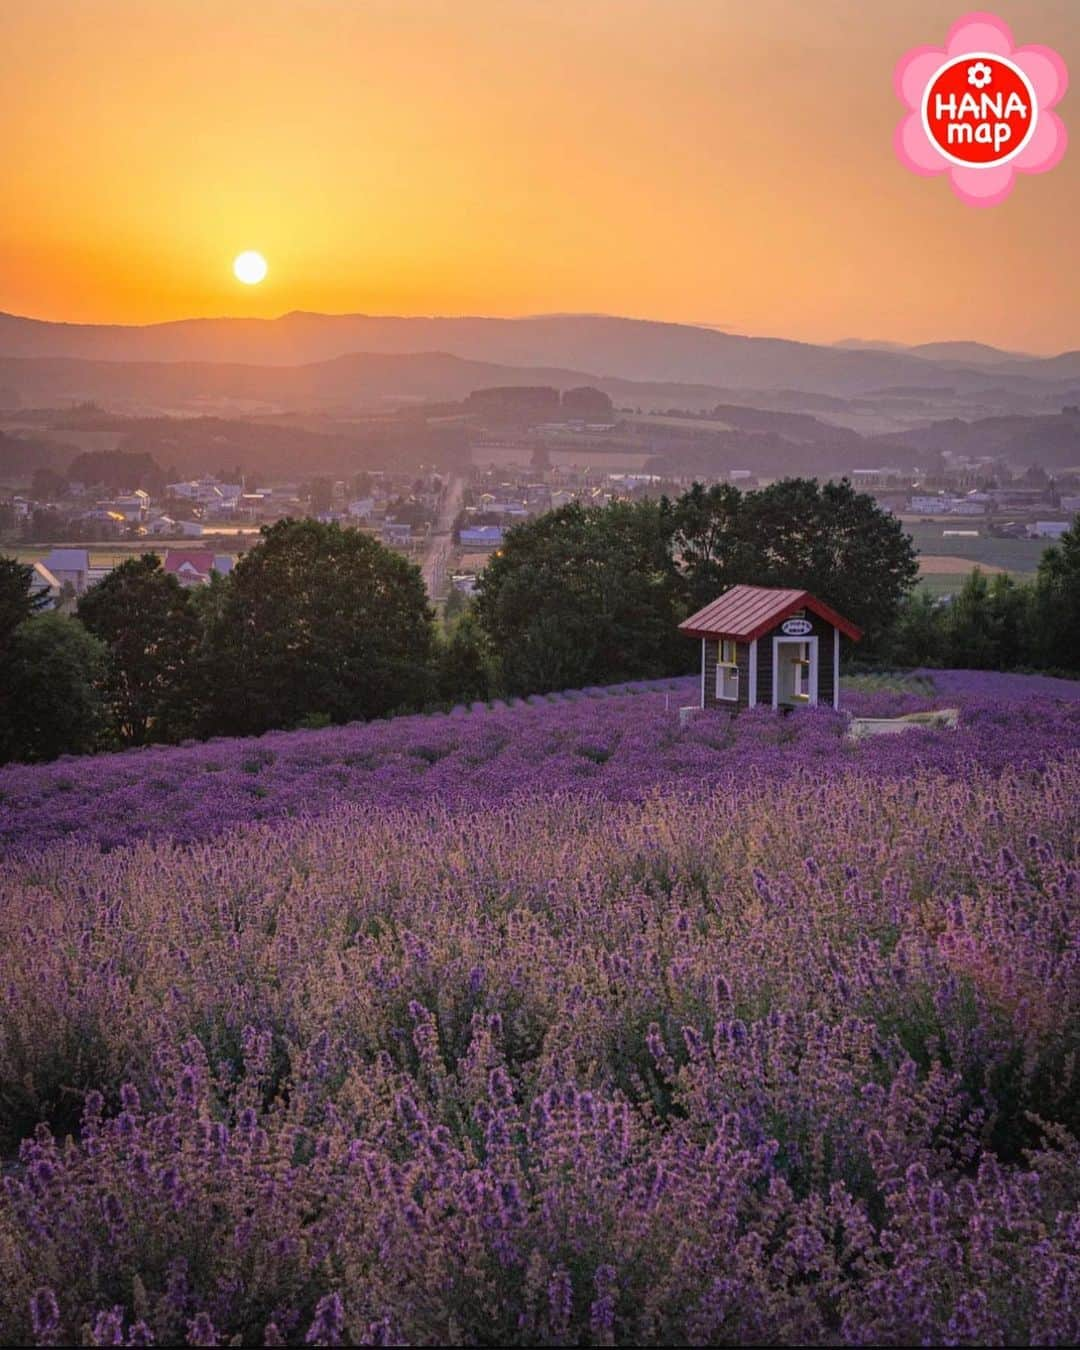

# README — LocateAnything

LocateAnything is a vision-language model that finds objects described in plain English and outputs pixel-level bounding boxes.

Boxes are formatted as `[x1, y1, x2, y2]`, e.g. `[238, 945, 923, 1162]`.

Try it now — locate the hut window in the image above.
[716, 639, 739, 701]
[792, 642, 811, 700]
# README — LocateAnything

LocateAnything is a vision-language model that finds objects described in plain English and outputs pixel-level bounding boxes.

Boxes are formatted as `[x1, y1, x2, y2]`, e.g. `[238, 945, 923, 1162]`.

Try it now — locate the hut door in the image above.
[772, 637, 818, 708]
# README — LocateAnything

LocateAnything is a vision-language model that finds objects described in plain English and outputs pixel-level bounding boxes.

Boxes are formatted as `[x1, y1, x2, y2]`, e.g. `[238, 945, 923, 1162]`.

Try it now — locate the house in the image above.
[381, 523, 412, 546]
[40, 547, 91, 594]
[459, 525, 504, 549]
[108, 489, 151, 521]
[679, 585, 862, 713]
[28, 562, 61, 610]
[162, 549, 233, 587]
[1028, 521, 1070, 539]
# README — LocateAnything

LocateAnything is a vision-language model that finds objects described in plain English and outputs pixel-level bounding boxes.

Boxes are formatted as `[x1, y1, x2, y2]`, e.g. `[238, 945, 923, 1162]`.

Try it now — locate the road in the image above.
[421, 473, 465, 603]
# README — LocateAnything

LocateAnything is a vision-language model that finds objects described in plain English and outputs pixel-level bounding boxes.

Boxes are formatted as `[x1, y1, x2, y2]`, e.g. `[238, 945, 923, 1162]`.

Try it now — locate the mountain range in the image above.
[1, 311, 1078, 432]
[1, 310, 1078, 391]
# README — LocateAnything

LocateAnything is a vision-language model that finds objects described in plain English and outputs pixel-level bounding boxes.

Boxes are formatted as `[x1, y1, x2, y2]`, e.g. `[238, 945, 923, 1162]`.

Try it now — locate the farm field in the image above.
[916, 554, 1007, 598]
[0, 672, 1078, 1345]
[904, 519, 1054, 573]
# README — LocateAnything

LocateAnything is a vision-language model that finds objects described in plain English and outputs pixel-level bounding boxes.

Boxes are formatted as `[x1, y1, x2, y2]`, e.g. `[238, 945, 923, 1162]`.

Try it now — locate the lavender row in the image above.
[1, 671, 1077, 855]
[1, 750, 1078, 1343]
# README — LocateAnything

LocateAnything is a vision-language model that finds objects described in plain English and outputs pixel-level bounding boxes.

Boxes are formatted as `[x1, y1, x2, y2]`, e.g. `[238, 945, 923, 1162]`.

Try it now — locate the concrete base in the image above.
[848, 708, 959, 741]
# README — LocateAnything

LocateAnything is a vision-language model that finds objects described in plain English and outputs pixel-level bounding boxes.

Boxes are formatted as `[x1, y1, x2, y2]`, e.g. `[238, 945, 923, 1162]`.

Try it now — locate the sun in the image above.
[233, 250, 268, 285]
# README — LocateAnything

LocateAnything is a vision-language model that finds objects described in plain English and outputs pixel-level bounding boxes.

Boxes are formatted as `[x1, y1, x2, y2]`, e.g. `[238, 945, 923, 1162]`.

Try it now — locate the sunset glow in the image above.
[0, 1, 1076, 349]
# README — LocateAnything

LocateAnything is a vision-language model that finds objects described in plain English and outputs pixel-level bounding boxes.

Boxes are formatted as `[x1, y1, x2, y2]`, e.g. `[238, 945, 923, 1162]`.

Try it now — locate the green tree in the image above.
[881, 589, 949, 668]
[670, 479, 918, 644]
[201, 518, 435, 735]
[668, 481, 746, 611]
[76, 555, 201, 745]
[1, 555, 50, 643]
[65, 449, 163, 493]
[984, 572, 1031, 671]
[436, 610, 494, 705]
[443, 584, 469, 622]
[735, 478, 918, 642]
[880, 572, 1037, 672]
[1031, 514, 1080, 671]
[474, 500, 682, 695]
[945, 568, 998, 669]
[0, 614, 107, 762]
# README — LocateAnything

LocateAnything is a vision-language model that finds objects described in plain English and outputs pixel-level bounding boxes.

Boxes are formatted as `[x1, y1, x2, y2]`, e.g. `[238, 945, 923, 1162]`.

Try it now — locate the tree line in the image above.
[877, 548, 1080, 675]
[1, 481, 1077, 762]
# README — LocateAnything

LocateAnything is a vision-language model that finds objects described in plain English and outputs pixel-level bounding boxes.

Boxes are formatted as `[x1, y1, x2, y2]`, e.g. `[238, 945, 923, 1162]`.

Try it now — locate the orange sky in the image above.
[0, 0, 1076, 351]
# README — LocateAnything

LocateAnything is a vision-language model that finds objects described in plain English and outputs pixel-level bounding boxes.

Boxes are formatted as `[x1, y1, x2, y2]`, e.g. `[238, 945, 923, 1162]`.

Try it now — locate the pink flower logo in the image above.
[895, 11, 1067, 207]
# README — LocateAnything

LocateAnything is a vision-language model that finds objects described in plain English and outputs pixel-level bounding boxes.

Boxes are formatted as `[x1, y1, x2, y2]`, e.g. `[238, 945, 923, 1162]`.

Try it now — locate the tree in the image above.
[30, 467, 68, 499]
[880, 590, 948, 668]
[201, 518, 435, 735]
[65, 450, 164, 493]
[561, 386, 614, 420]
[436, 610, 494, 704]
[668, 482, 747, 611]
[734, 479, 918, 643]
[1, 555, 50, 643]
[474, 500, 683, 695]
[443, 584, 468, 621]
[669, 479, 918, 645]
[0, 614, 107, 762]
[76, 555, 201, 745]
[1031, 514, 1080, 671]
[945, 568, 999, 669]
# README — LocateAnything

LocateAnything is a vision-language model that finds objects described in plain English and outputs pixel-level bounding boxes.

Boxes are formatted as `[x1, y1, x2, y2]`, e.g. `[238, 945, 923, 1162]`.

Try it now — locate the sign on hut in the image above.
[679, 585, 862, 712]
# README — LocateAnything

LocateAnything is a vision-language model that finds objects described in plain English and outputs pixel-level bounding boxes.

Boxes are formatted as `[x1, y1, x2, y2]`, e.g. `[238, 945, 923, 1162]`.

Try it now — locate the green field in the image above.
[917, 572, 982, 598]
[903, 520, 1053, 573]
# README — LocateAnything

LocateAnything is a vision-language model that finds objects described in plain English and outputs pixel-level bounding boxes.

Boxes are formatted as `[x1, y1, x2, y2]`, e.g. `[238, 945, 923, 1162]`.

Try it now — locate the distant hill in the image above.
[0, 349, 769, 415]
[878, 408, 1080, 470]
[908, 341, 1032, 366]
[836, 338, 1034, 366]
[0, 309, 1070, 398]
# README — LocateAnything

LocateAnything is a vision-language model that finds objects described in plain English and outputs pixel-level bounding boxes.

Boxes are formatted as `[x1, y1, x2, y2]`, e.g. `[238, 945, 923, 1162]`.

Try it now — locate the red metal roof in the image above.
[678, 585, 862, 642]
[163, 549, 216, 576]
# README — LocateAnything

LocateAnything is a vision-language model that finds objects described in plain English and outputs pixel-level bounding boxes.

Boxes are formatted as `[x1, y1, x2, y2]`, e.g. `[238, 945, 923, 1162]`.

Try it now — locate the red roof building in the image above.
[679, 585, 861, 712]
[163, 549, 235, 587]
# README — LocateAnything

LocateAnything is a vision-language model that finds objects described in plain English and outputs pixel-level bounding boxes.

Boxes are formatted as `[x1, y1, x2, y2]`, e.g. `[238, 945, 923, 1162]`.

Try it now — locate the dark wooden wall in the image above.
[756, 634, 773, 709]
[759, 610, 837, 707]
[701, 638, 751, 711]
[697, 611, 848, 712]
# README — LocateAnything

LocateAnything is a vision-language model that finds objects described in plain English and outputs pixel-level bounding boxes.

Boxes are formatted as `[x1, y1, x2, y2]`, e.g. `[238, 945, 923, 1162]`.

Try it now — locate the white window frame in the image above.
[716, 638, 739, 702]
[748, 639, 758, 708]
[772, 635, 819, 708]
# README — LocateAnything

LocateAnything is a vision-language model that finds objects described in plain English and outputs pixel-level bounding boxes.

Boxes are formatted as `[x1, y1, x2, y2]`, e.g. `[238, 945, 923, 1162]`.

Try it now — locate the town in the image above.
[4, 387, 1078, 613]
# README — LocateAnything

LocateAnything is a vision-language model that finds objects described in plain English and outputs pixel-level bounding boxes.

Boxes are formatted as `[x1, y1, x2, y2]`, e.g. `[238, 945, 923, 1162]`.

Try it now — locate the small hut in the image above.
[679, 585, 862, 712]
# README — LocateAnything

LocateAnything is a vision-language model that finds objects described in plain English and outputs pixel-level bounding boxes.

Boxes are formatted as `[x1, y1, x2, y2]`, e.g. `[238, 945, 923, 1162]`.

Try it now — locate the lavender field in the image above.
[1, 672, 1079, 1345]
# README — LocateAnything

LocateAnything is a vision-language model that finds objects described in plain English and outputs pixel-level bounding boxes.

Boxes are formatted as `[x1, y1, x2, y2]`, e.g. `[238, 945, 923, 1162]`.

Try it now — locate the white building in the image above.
[108, 490, 151, 521]
[40, 548, 91, 594]
[166, 477, 242, 511]
[28, 562, 61, 609]
[1029, 521, 1070, 539]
